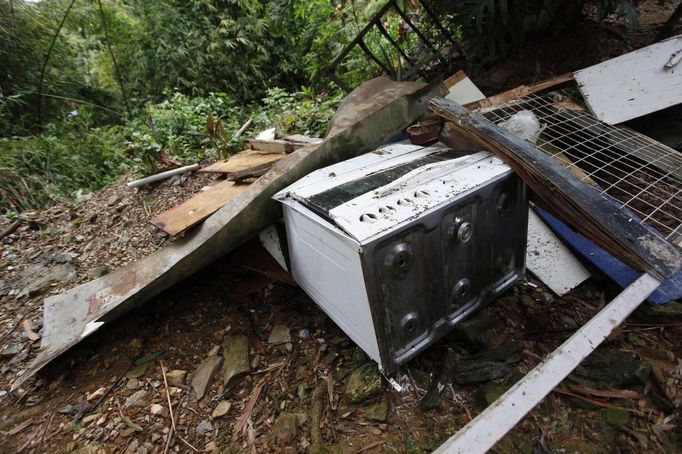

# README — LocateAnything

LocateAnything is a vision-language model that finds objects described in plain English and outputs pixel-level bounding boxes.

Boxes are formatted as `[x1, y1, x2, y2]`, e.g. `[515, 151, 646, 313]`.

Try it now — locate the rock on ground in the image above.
[190, 355, 223, 400]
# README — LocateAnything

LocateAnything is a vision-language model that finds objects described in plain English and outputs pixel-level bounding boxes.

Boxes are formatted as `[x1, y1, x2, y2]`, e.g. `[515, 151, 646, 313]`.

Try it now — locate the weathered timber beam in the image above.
[429, 97, 682, 280]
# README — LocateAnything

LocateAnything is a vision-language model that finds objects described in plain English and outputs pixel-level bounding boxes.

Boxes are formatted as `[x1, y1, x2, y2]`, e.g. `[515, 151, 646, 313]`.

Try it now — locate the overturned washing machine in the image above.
[274, 143, 528, 371]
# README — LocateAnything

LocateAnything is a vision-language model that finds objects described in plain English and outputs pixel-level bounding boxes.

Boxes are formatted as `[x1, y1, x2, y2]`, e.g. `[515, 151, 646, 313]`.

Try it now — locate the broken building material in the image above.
[536, 207, 682, 304]
[282, 134, 323, 145]
[429, 97, 682, 281]
[433, 273, 661, 454]
[574, 35, 682, 124]
[526, 208, 591, 296]
[199, 150, 284, 174]
[151, 180, 249, 235]
[226, 161, 275, 182]
[444, 70, 485, 106]
[465, 73, 574, 110]
[126, 164, 200, 189]
[16, 77, 447, 391]
[245, 138, 307, 154]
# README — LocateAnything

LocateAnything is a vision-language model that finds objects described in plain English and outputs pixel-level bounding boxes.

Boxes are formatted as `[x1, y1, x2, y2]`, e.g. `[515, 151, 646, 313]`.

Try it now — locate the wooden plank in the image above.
[574, 35, 682, 124]
[465, 73, 574, 110]
[199, 150, 284, 174]
[282, 134, 323, 145]
[150, 180, 249, 235]
[246, 138, 308, 153]
[226, 162, 274, 182]
[433, 273, 661, 454]
[429, 97, 682, 280]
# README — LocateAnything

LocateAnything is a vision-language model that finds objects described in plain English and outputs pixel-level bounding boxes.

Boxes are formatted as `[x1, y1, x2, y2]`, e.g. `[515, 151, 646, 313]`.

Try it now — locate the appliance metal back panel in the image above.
[360, 172, 527, 371]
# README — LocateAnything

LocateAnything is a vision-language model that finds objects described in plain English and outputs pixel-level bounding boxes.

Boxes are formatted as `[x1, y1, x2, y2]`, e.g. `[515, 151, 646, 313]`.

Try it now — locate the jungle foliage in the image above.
[0, 0, 648, 212]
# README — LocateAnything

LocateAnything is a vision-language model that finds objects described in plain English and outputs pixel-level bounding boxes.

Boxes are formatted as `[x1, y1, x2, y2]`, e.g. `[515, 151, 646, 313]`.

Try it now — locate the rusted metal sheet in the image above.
[15, 77, 447, 390]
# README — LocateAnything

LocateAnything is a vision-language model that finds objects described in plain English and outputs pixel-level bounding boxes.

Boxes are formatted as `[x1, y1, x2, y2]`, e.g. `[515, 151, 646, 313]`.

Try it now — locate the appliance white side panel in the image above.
[282, 204, 381, 362]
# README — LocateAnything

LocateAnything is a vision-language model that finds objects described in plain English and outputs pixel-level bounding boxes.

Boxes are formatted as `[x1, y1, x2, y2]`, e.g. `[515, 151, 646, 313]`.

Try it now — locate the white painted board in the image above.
[259, 225, 288, 271]
[526, 209, 591, 296]
[446, 76, 486, 105]
[574, 35, 682, 124]
[433, 273, 661, 454]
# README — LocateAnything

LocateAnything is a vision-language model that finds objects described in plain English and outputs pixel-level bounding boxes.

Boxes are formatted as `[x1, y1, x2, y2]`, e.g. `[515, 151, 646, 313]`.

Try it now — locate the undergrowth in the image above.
[0, 88, 342, 213]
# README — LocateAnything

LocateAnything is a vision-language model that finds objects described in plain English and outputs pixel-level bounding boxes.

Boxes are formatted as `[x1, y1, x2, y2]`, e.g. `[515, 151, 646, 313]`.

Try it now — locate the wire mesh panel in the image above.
[479, 92, 682, 247]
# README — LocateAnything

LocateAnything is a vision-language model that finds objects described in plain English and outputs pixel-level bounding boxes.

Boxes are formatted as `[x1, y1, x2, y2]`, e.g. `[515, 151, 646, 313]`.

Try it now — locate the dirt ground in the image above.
[2, 5, 682, 454]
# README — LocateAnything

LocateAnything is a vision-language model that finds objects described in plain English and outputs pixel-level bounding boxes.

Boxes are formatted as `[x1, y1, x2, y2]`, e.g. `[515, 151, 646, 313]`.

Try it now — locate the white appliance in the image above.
[274, 143, 527, 371]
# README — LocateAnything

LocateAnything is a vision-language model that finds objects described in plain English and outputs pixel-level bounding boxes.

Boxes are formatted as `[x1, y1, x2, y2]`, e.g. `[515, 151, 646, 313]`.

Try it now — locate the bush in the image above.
[1, 87, 342, 212]
[0, 124, 129, 211]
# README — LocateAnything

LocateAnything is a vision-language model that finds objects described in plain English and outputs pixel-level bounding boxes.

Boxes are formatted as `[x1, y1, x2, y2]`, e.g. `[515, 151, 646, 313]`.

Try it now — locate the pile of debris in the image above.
[1, 36, 682, 453]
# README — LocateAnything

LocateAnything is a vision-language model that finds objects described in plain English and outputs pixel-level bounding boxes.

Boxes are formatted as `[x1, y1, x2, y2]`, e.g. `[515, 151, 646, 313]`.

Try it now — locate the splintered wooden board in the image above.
[246, 139, 307, 153]
[574, 35, 682, 124]
[151, 180, 249, 235]
[200, 150, 284, 174]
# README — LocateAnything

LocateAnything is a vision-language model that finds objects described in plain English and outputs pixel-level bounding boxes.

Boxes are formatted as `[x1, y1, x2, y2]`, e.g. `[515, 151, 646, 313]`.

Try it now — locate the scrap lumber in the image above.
[465, 72, 573, 110]
[526, 208, 591, 296]
[226, 162, 274, 182]
[574, 35, 682, 124]
[151, 180, 249, 235]
[433, 273, 661, 454]
[199, 150, 284, 174]
[444, 70, 486, 105]
[15, 76, 447, 390]
[282, 134, 323, 145]
[246, 138, 307, 153]
[429, 97, 682, 281]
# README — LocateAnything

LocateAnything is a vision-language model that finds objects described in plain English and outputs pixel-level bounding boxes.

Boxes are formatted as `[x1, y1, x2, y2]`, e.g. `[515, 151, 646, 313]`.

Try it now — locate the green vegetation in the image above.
[0, 0, 647, 213]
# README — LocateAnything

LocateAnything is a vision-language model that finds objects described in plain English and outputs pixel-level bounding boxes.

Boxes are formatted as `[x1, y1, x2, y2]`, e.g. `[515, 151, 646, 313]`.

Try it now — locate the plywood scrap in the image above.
[465, 72, 573, 110]
[199, 150, 284, 174]
[15, 77, 447, 391]
[151, 180, 249, 235]
[433, 273, 661, 454]
[444, 70, 486, 105]
[526, 208, 591, 296]
[429, 97, 682, 281]
[574, 35, 682, 124]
